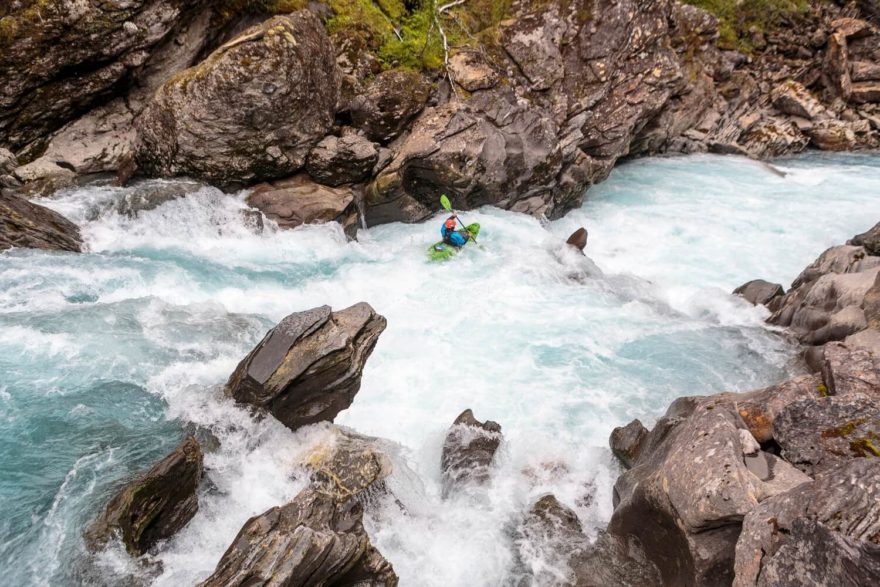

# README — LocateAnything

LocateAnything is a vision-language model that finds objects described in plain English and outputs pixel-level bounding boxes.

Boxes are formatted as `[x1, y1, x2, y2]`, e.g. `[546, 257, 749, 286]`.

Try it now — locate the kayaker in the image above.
[441, 212, 468, 248]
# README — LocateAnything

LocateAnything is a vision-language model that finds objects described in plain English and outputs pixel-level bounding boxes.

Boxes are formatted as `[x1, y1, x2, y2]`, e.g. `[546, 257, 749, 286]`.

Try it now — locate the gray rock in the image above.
[734, 279, 785, 306]
[849, 221, 880, 255]
[86, 436, 203, 556]
[448, 51, 499, 92]
[0, 192, 82, 252]
[135, 11, 337, 184]
[306, 134, 379, 187]
[775, 395, 880, 476]
[821, 341, 880, 397]
[513, 495, 589, 586]
[0, 148, 16, 175]
[198, 488, 397, 587]
[570, 531, 662, 587]
[734, 459, 880, 587]
[502, 12, 565, 90]
[246, 174, 358, 231]
[609, 419, 647, 469]
[349, 70, 430, 144]
[440, 409, 502, 498]
[225, 303, 386, 431]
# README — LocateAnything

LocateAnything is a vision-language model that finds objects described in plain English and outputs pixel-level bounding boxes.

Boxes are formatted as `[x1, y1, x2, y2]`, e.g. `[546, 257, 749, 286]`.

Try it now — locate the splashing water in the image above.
[1, 153, 879, 585]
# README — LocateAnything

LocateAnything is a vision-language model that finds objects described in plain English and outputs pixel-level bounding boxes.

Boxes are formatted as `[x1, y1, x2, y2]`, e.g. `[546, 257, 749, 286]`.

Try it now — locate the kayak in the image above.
[427, 223, 481, 261]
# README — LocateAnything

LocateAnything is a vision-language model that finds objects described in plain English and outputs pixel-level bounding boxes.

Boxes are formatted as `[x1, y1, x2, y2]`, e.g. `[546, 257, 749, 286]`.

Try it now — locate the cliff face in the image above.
[1, 0, 879, 236]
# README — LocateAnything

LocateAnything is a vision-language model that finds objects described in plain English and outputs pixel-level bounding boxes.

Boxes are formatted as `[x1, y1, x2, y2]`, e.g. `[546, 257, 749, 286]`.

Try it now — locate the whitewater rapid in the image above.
[1, 153, 879, 585]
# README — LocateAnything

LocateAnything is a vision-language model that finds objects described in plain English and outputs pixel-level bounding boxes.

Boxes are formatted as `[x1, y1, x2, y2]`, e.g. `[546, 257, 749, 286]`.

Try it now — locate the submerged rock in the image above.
[440, 409, 503, 497]
[135, 11, 337, 184]
[86, 436, 203, 556]
[513, 494, 589, 586]
[571, 531, 663, 587]
[0, 193, 82, 252]
[300, 427, 393, 503]
[226, 303, 386, 431]
[246, 174, 358, 232]
[733, 279, 785, 307]
[566, 227, 589, 254]
[198, 488, 397, 587]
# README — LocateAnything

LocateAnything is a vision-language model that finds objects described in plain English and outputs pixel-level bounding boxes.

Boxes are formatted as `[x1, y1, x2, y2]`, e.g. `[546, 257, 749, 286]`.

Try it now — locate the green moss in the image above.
[821, 418, 865, 439]
[849, 437, 880, 458]
[682, 0, 809, 52]
[817, 383, 828, 397]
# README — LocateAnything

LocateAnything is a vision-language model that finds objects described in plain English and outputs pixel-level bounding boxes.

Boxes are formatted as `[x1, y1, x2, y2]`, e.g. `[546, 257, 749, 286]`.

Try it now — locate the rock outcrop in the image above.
[440, 409, 502, 497]
[86, 436, 203, 556]
[198, 488, 397, 587]
[135, 11, 337, 184]
[609, 418, 647, 469]
[246, 174, 359, 234]
[349, 69, 431, 144]
[306, 133, 379, 187]
[0, 192, 82, 252]
[226, 303, 386, 431]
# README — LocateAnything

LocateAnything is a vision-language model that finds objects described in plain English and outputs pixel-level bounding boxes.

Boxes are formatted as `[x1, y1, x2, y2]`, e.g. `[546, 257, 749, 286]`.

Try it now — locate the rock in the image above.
[852, 61, 880, 82]
[502, 12, 565, 90]
[300, 427, 393, 503]
[246, 174, 357, 231]
[135, 11, 337, 184]
[845, 327, 880, 355]
[770, 80, 827, 120]
[831, 17, 875, 39]
[850, 221, 880, 254]
[734, 279, 785, 306]
[305, 134, 379, 187]
[740, 117, 810, 158]
[440, 409, 503, 497]
[349, 69, 430, 144]
[733, 459, 880, 587]
[775, 395, 880, 476]
[734, 375, 823, 443]
[225, 303, 386, 431]
[851, 81, 880, 103]
[565, 227, 588, 254]
[821, 341, 880, 397]
[609, 419, 648, 469]
[570, 531, 662, 587]
[0, 148, 16, 175]
[513, 495, 589, 585]
[448, 51, 499, 92]
[0, 193, 82, 252]
[825, 32, 852, 100]
[808, 119, 858, 150]
[85, 436, 203, 556]
[198, 488, 397, 587]
[11, 159, 76, 198]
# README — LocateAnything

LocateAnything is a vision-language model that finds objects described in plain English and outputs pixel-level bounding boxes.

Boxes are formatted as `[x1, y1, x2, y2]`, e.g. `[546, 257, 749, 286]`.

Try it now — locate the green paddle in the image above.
[440, 194, 477, 244]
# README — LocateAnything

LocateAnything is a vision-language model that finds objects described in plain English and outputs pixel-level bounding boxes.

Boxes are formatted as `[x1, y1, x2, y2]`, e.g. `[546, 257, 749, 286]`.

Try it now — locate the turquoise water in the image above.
[1, 153, 879, 585]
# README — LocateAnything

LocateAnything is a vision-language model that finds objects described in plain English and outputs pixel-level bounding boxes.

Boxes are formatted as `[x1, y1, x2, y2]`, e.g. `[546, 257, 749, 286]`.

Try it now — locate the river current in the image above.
[1, 152, 879, 585]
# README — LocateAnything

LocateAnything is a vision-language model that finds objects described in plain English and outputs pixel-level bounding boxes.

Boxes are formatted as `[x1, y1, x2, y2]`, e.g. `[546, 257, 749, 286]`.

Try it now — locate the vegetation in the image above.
[682, 0, 810, 51]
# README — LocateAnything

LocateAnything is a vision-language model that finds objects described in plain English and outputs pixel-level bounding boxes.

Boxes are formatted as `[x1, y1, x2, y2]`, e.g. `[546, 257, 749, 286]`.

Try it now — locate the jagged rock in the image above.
[740, 117, 810, 158]
[821, 341, 880, 397]
[734, 375, 823, 443]
[246, 174, 358, 232]
[734, 279, 785, 306]
[198, 488, 397, 587]
[85, 436, 203, 556]
[0, 193, 82, 252]
[609, 419, 647, 469]
[852, 81, 880, 103]
[733, 459, 880, 587]
[502, 11, 565, 90]
[349, 69, 430, 144]
[513, 495, 589, 585]
[135, 11, 337, 184]
[850, 221, 880, 254]
[775, 395, 880, 476]
[570, 531, 663, 587]
[440, 409, 502, 497]
[565, 227, 588, 253]
[225, 303, 386, 431]
[300, 427, 392, 503]
[808, 119, 858, 150]
[852, 61, 880, 82]
[448, 51, 499, 92]
[305, 134, 379, 187]
[825, 32, 853, 100]
[0, 0, 209, 149]
[831, 17, 875, 39]
[771, 80, 827, 120]
[0, 148, 16, 175]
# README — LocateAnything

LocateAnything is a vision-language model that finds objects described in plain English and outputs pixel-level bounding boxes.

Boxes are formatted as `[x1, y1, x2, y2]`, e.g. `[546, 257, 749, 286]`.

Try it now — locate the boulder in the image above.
[740, 117, 810, 158]
[733, 279, 785, 306]
[849, 221, 880, 255]
[565, 227, 589, 254]
[198, 488, 397, 587]
[821, 341, 880, 397]
[305, 134, 379, 187]
[0, 192, 82, 252]
[349, 69, 430, 144]
[135, 11, 337, 184]
[448, 51, 499, 92]
[86, 436, 203, 556]
[225, 304, 386, 431]
[10, 158, 76, 198]
[247, 174, 358, 231]
[852, 61, 880, 82]
[775, 395, 880, 476]
[733, 459, 880, 587]
[570, 531, 663, 587]
[440, 409, 503, 497]
[851, 81, 880, 103]
[513, 495, 589, 585]
[0, 148, 16, 175]
[609, 419, 648, 469]
[808, 119, 858, 150]
[770, 80, 827, 120]
[501, 11, 565, 90]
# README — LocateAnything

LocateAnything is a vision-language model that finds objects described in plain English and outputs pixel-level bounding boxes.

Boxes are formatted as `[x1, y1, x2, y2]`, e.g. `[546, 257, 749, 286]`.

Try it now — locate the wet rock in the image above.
[849, 221, 880, 254]
[349, 69, 430, 144]
[609, 419, 647, 469]
[0, 193, 82, 252]
[86, 436, 203, 556]
[775, 395, 880, 476]
[226, 303, 386, 431]
[11, 159, 76, 198]
[570, 531, 663, 587]
[440, 409, 502, 497]
[513, 495, 589, 586]
[565, 227, 588, 254]
[300, 427, 393, 503]
[198, 488, 397, 587]
[734, 279, 785, 306]
[448, 51, 499, 92]
[305, 134, 379, 187]
[246, 174, 357, 231]
[135, 11, 337, 184]
[734, 459, 880, 587]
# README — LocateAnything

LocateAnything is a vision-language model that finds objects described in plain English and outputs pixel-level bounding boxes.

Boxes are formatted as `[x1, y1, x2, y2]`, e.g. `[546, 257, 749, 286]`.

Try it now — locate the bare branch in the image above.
[438, 0, 466, 13]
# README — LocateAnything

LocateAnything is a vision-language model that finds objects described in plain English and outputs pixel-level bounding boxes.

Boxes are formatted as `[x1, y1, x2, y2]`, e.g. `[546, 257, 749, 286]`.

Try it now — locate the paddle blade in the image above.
[440, 194, 452, 211]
